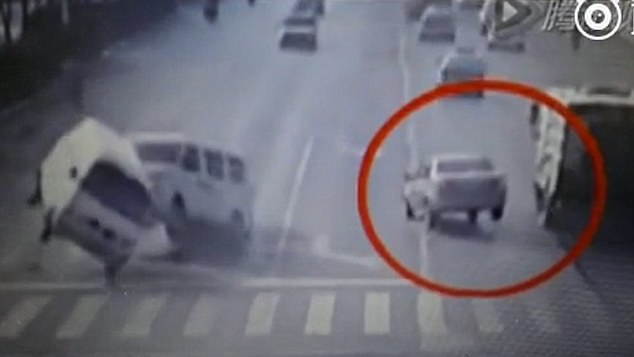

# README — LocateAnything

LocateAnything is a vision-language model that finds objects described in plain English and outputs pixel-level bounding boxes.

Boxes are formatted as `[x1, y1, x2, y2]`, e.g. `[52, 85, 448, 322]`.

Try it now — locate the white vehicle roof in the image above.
[40, 118, 149, 216]
[283, 24, 317, 35]
[547, 86, 634, 107]
[128, 131, 245, 158]
[442, 47, 485, 72]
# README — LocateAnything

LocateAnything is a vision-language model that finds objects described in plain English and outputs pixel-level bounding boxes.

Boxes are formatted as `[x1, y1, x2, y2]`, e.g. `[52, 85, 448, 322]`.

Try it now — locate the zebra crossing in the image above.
[0, 286, 612, 348]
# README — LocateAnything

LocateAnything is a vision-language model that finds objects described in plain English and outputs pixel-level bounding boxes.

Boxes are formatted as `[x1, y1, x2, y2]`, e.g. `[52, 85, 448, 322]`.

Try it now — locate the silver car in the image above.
[418, 5, 456, 42]
[403, 154, 507, 227]
[438, 47, 487, 97]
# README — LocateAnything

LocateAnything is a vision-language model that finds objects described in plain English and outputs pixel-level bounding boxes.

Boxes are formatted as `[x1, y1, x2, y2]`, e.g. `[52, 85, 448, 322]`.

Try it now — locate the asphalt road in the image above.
[0, 0, 633, 356]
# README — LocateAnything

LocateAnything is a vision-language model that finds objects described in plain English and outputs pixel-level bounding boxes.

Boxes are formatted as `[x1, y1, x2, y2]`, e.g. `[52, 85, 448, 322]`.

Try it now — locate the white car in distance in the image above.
[404, 154, 507, 227]
[129, 133, 255, 244]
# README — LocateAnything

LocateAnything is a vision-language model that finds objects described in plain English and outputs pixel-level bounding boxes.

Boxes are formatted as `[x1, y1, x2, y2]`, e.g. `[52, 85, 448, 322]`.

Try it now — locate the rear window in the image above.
[80, 161, 152, 224]
[424, 13, 452, 28]
[136, 143, 181, 164]
[228, 156, 246, 183]
[436, 158, 493, 173]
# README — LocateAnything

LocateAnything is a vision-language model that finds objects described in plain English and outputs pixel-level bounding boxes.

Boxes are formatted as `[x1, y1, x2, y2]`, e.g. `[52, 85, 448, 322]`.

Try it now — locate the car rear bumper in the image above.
[429, 191, 506, 212]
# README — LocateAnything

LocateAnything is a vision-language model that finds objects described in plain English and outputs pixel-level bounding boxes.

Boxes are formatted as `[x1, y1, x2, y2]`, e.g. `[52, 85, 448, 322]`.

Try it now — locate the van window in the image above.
[181, 145, 200, 172]
[80, 161, 152, 224]
[228, 156, 246, 183]
[204, 150, 224, 180]
[136, 143, 181, 164]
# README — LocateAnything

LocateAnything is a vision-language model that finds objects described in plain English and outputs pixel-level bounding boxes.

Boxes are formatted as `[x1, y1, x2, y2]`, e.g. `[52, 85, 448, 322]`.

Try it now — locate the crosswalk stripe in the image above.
[121, 294, 167, 337]
[364, 292, 390, 335]
[0, 295, 50, 338]
[472, 300, 504, 333]
[183, 294, 216, 337]
[528, 306, 561, 334]
[417, 292, 446, 334]
[245, 292, 280, 336]
[304, 292, 335, 336]
[55, 294, 107, 339]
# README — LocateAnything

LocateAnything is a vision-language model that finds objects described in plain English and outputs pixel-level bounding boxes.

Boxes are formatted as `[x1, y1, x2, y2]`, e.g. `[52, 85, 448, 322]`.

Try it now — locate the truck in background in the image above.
[530, 85, 634, 247]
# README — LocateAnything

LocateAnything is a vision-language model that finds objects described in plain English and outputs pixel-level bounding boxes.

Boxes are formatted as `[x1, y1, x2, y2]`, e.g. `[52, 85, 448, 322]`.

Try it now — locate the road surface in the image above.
[0, 0, 633, 356]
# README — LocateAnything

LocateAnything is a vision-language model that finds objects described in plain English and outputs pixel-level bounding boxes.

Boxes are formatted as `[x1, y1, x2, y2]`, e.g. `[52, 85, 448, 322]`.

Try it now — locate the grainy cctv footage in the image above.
[0, 0, 633, 356]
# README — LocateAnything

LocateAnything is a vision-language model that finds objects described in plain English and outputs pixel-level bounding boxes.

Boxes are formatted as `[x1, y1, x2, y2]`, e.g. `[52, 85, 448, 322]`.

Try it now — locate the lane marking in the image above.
[417, 292, 446, 336]
[276, 136, 314, 257]
[56, 294, 107, 339]
[245, 292, 280, 336]
[472, 299, 504, 333]
[364, 291, 391, 335]
[183, 293, 217, 337]
[304, 292, 335, 336]
[0, 295, 50, 338]
[312, 235, 380, 268]
[120, 294, 167, 337]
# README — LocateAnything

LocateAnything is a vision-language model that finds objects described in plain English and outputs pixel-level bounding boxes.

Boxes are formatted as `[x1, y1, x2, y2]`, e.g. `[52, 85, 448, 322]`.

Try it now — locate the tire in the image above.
[468, 210, 478, 224]
[406, 203, 415, 220]
[428, 211, 439, 229]
[480, 24, 487, 36]
[535, 186, 554, 228]
[170, 195, 188, 229]
[491, 206, 504, 221]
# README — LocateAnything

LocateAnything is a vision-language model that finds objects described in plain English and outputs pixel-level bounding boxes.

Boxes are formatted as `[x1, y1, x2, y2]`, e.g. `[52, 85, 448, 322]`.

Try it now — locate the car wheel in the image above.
[428, 211, 439, 229]
[468, 210, 478, 224]
[406, 203, 415, 221]
[170, 195, 187, 228]
[491, 206, 504, 221]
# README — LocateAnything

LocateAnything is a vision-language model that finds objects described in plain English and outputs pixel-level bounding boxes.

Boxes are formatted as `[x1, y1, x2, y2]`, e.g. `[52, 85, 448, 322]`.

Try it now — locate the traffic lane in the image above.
[272, 0, 417, 278]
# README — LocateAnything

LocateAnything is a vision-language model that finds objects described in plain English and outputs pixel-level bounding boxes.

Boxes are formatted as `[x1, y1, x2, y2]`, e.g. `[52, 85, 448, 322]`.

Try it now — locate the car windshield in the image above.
[80, 160, 152, 224]
[136, 142, 181, 164]
[436, 158, 493, 173]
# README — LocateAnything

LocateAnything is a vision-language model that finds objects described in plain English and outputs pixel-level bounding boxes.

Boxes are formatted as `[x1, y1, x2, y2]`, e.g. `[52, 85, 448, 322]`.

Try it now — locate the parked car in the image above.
[129, 133, 255, 247]
[403, 154, 507, 227]
[418, 5, 456, 42]
[438, 46, 487, 97]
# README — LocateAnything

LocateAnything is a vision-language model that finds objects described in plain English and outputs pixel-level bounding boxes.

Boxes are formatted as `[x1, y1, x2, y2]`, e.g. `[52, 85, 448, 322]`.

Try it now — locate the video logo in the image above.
[574, 0, 625, 40]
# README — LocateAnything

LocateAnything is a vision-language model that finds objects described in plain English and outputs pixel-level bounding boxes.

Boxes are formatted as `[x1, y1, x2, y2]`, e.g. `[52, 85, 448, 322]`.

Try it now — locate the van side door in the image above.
[177, 144, 205, 219]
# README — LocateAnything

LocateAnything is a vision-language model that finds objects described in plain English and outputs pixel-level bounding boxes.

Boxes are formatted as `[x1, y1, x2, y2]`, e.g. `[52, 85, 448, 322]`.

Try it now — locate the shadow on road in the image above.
[433, 214, 495, 242]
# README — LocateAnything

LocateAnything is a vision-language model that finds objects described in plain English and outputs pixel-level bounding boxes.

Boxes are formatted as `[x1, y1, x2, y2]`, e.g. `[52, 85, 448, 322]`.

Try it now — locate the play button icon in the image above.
[491, 0, 543, 37]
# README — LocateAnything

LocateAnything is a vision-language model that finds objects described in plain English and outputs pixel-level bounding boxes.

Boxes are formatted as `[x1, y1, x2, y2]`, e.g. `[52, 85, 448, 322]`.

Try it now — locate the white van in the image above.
[31, 118, 166, 284]
[128, 133, 255, 244]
